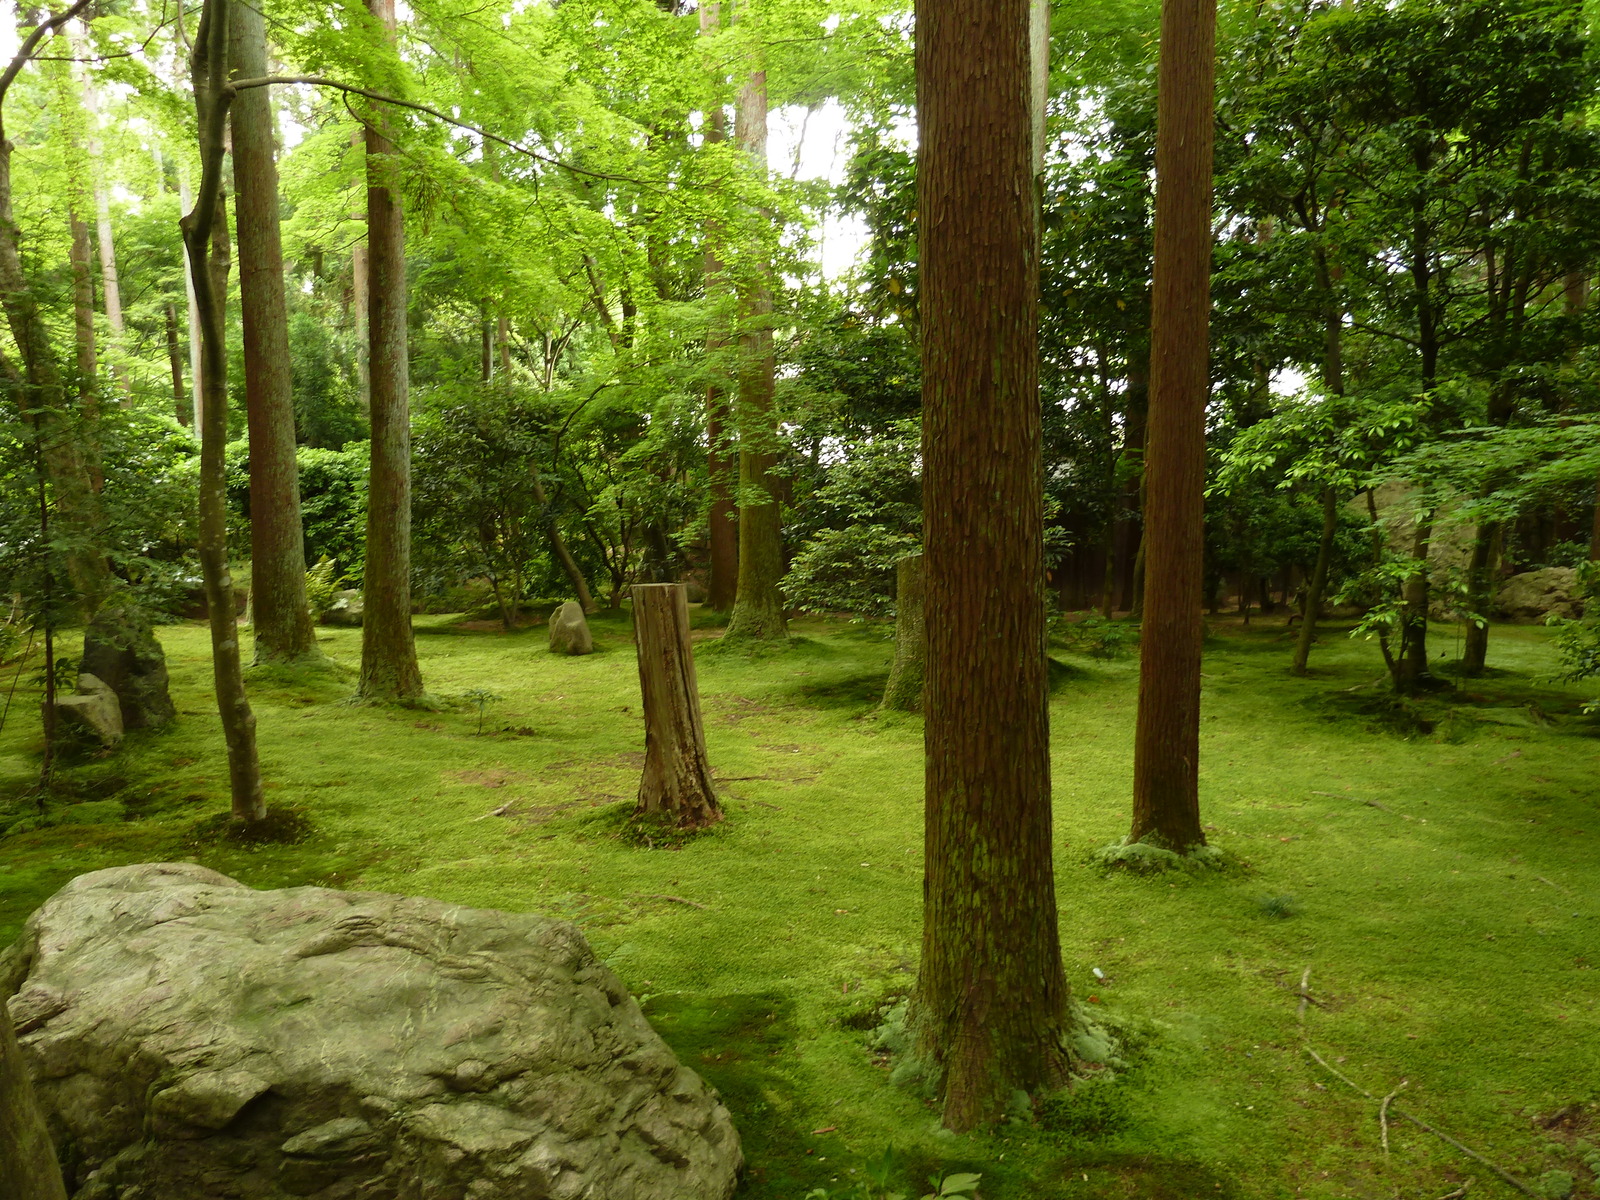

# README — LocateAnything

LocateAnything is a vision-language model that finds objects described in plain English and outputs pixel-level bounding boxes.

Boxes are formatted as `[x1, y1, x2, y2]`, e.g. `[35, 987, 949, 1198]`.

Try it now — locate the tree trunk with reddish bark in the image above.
[910, 0, 1074, 1133]
[357, 0, 424, 702]
[632, 583, 721, 828]
[230, 0, 320, 665]
[1128, 0, 1217, 854]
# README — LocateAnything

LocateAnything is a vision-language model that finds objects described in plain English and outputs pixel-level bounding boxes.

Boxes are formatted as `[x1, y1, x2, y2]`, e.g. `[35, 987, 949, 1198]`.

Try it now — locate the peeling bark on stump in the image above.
[632, 584, 721, 829]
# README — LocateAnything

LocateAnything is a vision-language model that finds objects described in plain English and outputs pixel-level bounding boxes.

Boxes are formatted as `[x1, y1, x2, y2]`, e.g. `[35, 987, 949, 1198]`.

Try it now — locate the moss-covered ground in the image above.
[2, 610, 1597, 1199]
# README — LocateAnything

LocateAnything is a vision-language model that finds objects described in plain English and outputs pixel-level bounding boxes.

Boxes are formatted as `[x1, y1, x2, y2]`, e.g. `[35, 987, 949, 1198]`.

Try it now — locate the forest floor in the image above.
[1, 608, 1598, 1200]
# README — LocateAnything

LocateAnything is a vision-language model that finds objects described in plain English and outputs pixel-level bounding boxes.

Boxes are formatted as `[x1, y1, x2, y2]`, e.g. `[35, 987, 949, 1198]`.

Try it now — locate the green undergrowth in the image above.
[3, 610, 1599, 1198]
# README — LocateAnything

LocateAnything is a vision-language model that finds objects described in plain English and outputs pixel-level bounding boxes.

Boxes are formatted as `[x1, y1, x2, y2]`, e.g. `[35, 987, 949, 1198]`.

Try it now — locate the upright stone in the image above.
[631, 584, 721, 829]
[79, 600, 175, 730]
[52, 673, 124, 748]
[547, 601, 594, 656]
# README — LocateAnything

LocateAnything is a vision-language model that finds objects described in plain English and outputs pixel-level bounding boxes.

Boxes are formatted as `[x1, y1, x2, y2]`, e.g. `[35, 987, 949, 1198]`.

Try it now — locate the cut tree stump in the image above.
[631, 584, 722, 828]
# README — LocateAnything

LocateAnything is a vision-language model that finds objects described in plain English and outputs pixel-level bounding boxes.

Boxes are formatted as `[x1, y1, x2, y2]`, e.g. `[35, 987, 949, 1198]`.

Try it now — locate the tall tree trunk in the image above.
[1395, 514, 1434, 693]
[76, 59, 131, 403]
[165, 300, 188, 423]
[183, 0, 266, 823]
[496, 311, 511, 375]
[349, 129, 370, 416]
[1128, 0, 1217, 854]
[912, 0, 1072, 1132]
[230, 0, 319, 666]
[1293, 246, 1344, 676]
[701, 2, 738, 614]
[632, 583, 721, 828]
[1115, 365, 1147, 611]
[479, 299, 493, 381]
[180, 170, 204, 428]
[880, 552, 925, 712]
[69, 216, 96, 391]
[722, 58, 786, 643]
[1, 1000, 68, 1200]
[357, 0, 424, 702]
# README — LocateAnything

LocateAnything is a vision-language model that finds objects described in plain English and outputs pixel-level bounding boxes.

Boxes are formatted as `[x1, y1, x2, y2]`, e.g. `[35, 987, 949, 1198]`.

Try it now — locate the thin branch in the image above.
[226, 74, 665, 189]
[0, 0, 97, 108]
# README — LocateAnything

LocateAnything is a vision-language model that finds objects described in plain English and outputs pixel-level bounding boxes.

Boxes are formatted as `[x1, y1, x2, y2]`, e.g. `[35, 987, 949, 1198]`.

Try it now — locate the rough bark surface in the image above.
[722, 61, 786, 644]
[183, 0, 265, 823]
[230, 1, 319, 666]
[632, 584, 721, 829]
[701, 2, 738, 614]
[880, 553, 924, 712]
[1128, 0, 1217, 853]
[912, 0, 1073, 1133]
[0, 997, 67, 1200]
[357, 0, 424, 702]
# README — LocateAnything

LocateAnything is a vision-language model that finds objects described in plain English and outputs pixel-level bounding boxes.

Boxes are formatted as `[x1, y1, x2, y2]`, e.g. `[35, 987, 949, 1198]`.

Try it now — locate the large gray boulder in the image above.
[548, 602, 594, 656]
[80, 601, 174, 730]
[51, 672, 123, 748]
[1495, 567, 1581, 621]
[1, 864, 740, 1200]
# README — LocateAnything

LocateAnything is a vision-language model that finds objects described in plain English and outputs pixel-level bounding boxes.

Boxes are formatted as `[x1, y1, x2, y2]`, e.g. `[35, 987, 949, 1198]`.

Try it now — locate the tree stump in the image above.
[881, 553, 925, 712]
[631, 584, 722, 828]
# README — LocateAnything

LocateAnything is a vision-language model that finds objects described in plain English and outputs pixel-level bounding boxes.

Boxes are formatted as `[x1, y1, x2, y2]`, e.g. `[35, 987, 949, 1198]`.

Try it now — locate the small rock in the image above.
[548, 601, 594, 656]
[51, 672, 124, 747]
[320, 590, 364, 627]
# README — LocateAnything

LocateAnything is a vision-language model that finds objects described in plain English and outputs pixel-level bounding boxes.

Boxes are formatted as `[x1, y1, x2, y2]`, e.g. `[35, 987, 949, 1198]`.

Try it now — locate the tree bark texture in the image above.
[230, 0, 319, 666]
[183, 0, 266, 823]
[912, 0, 1072, 1132]
[701, 3, 738, 614]
[357, 0, 424, 702]
[723, 58, 786, 643]
[880, 552, 924, 712]
[631, 583, 721, 828]
[1, 1000, 68, 1200]
[165, 300, 188, 423]
[1128, 0, 1217, 853]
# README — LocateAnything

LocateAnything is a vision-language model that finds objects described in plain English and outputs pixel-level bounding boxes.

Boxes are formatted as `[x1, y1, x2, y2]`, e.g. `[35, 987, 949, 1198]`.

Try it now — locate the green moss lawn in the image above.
[2, 610, 1597, 1199]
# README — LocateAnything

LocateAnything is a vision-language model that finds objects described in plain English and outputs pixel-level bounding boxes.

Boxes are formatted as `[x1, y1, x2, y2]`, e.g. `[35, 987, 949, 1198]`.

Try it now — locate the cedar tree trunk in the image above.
[880, 552, 925, 712]
[723, 63, 786, 643]
[357, 0, 424, 702]
[911, 0, 1073, 1132]
[701, 3, 738, 613]
[165, 300, 188, 423]
[632, 583, 721, 828]
[1128, 0, 1217, 853]
[231, 0, 320, 665]
[183, 0, 266, 822]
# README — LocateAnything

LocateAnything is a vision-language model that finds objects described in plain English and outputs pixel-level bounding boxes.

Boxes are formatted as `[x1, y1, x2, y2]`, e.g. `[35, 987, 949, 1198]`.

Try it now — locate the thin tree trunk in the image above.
[182, 0, 266, 823]
[78, 61, 130, 403]
[69, 216, 96, 389]
[912, 0, 1072, 1133]
[632, 583, 721, 828]
[231, 0, 319, 666]
[531, 469, 596, 613]
[701, 3, 738, 614]
[479, 299, 493, 381]
[0, 1000, 68, 1200]
[1396, 514, 1434, 694]
[1460, 523, 1499, 674]
[1128, 0, 1217, 854]
[880, 552, 925, 712]
[723, 58, 786, 643]
[179, 170, 204, 429]
[496, 311, 511, 375]
[165, 301, 188, 423]
[1292, 487, 1337, 676]
[357, 0, 423, 702]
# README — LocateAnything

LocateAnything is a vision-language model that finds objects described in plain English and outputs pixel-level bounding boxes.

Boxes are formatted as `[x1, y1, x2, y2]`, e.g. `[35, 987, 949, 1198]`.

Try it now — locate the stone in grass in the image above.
[549, 601, 595, 656]
[50, 672, 123, 748]
[1, 862, 741, 1200]
[80, 600, 175, 730]
[320, 589, 365, 627]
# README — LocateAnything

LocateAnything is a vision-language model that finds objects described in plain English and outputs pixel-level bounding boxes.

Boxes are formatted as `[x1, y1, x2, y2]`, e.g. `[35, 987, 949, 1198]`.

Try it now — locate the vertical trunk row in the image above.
[912, 0, 1072, 1132]
[722, 54, 786, 643]
[183, 0, 266, 822]
[75, 53, 130, 403]
[700, 1, 737, 614]
[357, 0, 425, 702]
[230, 1, 320, 665]
[1128, 0, 1217, 853]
